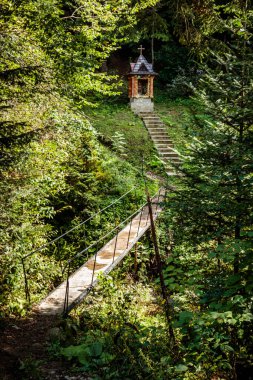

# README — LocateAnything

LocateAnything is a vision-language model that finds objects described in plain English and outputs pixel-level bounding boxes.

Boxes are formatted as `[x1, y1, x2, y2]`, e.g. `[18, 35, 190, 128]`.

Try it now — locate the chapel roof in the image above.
[129, 53, 157, 75]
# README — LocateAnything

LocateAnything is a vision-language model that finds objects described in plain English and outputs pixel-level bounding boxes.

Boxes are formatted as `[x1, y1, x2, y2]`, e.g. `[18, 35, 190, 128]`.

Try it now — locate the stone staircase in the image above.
[139, 112, 181, 176]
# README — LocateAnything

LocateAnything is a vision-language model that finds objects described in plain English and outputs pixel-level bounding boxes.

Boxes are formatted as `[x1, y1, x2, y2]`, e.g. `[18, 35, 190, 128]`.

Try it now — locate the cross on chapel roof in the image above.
[138, 45, 145, 55]
[129, 46, 157, 75]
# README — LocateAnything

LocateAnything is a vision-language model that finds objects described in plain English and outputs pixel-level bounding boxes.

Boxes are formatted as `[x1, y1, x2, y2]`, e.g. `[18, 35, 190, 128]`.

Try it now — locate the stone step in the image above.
[155, 141, 173, 144]
[161, 153, 181, 159]
[145, 122, 163, 126]
[148, 131, 167, 135]
[159, 152, 181, 158]
[146, 123, 165, 126]
[145, 121, 162, 123]
[157, 147, 178, 153]
[165, 162, 181, 167]
[143, 118, 162, 122]
[146, 125, 165, 128]
[147, 128, 167, 133]
[152, 138, 173, 143]
[145, 122, 165, 129]
[149, 134, 169, 138]
[147, 127, 165, 136]
[144, 120, 162, 124]
[158, 147, 178, 152]
[141, 114, 160, 117]
[163, 160, 181, 165]
[152, 135, 171, 139]
[162, 157, 181, 162]
[162, 153, 180, 158]
[143, 115, 161, 118]
[155, 143, 174, 147]
[139, 111, 182, 178]
[155, 146, 175, 151]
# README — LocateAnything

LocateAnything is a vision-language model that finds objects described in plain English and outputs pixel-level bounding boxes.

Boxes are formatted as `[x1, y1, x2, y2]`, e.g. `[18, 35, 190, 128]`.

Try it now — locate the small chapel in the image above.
[128, 46, 157, 114]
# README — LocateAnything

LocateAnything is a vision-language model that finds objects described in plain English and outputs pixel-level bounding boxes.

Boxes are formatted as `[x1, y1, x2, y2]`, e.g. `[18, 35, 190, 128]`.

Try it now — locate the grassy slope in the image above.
[85, 103, 165, 174]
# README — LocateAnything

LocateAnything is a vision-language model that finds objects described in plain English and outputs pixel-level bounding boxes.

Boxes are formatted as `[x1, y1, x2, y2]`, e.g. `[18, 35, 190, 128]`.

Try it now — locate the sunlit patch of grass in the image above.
[85, 103, 156, 170]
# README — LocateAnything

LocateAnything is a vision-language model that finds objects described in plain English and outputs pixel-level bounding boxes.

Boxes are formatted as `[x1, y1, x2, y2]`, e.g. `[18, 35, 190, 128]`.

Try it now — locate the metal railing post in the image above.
[155, 188, 161, 215]
[63, 261, 71, 315]
[83, 225, 88, 260]
[112, 227, 119, 263]
[57, 240, 64, 277]
[136, 206, 144, 237]
[145, 205, 150, 226]
[21, 258, 30, 304]
[126, 218, 133, 248]
[91, 242, 99, 285]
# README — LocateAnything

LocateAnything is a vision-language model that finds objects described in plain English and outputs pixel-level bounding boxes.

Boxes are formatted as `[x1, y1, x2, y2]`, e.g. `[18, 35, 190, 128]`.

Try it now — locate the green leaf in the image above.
[89, 341, 103, 358]
[175, 364, 188, 372]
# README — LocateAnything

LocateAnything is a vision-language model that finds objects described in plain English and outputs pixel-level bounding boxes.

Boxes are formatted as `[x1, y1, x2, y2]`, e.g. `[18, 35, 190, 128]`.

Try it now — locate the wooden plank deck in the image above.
[35, 192, 164, 315]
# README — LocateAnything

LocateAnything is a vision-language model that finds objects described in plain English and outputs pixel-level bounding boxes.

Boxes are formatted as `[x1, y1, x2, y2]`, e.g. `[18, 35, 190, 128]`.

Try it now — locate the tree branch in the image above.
[61, 6, 84, 20]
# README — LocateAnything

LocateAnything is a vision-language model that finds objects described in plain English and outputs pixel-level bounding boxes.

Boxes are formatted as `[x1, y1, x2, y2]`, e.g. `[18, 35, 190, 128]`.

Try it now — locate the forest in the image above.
[0, 0, 253, 379]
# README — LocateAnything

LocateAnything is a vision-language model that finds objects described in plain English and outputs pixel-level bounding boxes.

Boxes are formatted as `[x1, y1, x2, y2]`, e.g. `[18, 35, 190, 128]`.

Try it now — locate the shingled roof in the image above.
[129, 54, 157, 75]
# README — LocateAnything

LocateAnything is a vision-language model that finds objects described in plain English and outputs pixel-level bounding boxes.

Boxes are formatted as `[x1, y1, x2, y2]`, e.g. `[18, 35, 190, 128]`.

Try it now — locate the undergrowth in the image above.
[53, 217, 253, 380]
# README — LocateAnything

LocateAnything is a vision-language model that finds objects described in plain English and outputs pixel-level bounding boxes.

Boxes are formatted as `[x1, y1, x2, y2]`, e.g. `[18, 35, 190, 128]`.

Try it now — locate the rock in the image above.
[32, 342, 43, 349]
[11, 324, 21, 330]
[47, 327, 62, 341]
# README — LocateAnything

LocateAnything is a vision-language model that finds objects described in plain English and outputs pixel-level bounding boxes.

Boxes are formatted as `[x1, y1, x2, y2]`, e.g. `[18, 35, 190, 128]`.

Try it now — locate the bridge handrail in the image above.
[65, 194, 153, 267]
[21, 187, 165, 305]
[63, 187, 165, 313]
[22, 186, 137, 261]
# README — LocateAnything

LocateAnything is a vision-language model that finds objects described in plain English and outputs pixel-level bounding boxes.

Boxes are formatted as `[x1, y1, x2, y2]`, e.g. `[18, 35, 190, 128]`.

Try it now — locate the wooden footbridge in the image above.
[21, 188, 166, 315]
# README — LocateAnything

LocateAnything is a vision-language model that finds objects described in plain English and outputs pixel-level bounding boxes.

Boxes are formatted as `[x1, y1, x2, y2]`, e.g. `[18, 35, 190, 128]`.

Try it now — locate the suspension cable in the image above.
[23, 186, 137, 260]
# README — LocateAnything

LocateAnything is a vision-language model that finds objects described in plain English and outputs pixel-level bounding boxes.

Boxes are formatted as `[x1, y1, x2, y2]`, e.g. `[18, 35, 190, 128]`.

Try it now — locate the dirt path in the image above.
[0, 312, 90, 379]
[0, 312, 60, 379]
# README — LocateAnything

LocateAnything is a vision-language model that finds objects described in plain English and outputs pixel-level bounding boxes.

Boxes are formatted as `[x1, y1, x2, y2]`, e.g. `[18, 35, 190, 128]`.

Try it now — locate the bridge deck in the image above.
[36, 193, 164, 315]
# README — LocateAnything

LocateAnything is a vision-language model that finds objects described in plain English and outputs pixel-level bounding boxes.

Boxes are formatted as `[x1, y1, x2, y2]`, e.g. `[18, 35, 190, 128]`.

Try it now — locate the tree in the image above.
[167, 2, 253, 376]
[172, 0, 253, 263]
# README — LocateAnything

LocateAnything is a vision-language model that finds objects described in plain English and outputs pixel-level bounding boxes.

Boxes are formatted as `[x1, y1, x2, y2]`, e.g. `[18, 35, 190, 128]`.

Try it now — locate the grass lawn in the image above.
[85, 103, 164, 174]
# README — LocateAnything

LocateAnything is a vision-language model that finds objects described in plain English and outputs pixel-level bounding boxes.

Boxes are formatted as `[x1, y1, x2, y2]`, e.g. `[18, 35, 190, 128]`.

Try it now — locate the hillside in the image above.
[1, 1, 253, 379]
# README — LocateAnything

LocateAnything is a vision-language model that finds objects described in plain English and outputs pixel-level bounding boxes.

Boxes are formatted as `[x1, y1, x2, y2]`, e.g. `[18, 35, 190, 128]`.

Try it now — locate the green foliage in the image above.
[61, 333, 115, 372]
[19, 358, 43, 380]
[111, 131, 127, 158]
[60, 276, 173, 380]
[165, 67, 196, 98]
[58, 240, 253, 379]
[161, 3, 253, 377]
[155, 42, 192, 88]
[168, 1, 253, 247]
[151, 224, 252, 379]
